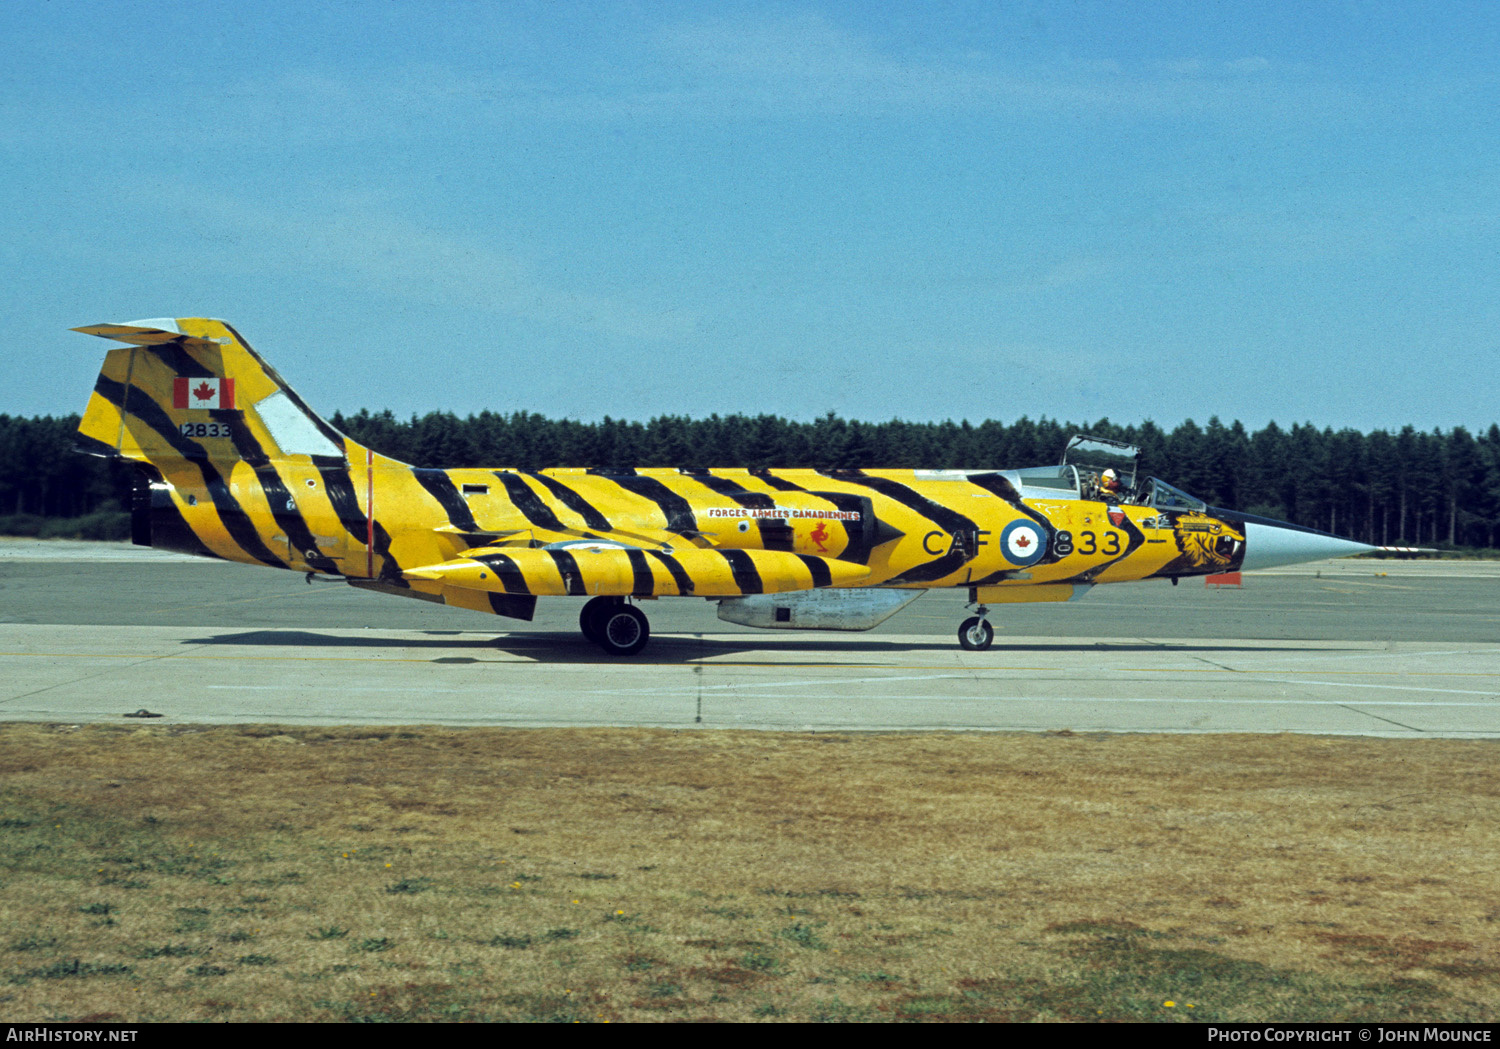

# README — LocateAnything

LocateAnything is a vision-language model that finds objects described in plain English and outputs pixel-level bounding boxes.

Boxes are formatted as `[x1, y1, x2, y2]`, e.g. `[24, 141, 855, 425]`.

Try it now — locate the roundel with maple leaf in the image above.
[999, 519, 1047, 567]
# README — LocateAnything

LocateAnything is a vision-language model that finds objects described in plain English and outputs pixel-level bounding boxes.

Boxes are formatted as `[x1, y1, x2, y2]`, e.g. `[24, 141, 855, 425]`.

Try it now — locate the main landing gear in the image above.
[957, 604, 994, 651]
[580, 596, 651, 656]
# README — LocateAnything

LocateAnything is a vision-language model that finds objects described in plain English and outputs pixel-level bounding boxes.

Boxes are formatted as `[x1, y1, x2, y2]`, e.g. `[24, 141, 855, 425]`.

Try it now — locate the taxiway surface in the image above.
[2, 541, 1497, 736]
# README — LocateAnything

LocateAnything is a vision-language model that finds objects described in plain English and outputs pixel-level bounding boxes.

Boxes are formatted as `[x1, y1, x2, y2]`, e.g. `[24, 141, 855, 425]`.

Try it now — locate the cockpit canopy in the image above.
[998, 434, 1209, 510]
[1061, 434, 1139, 489]
[1005, 465, 1207, 510]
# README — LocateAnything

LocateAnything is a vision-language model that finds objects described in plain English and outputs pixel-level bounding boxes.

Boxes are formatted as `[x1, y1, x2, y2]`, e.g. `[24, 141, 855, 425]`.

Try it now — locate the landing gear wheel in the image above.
[958, 616, 994, 651]
[596, 604, 650, 657]
[579, 596, 621, 644]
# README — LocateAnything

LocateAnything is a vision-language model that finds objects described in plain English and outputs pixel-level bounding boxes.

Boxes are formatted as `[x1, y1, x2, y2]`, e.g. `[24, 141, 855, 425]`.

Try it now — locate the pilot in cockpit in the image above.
[1097, 468, 1141, 504]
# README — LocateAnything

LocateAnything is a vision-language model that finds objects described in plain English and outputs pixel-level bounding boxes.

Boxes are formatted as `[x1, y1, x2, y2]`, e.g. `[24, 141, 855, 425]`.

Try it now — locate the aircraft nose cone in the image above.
[1241, 521, 1375, 571]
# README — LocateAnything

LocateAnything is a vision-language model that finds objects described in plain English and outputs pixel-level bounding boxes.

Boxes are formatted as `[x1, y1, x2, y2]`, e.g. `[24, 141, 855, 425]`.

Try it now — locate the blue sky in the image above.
[4, 1, 1497, 437]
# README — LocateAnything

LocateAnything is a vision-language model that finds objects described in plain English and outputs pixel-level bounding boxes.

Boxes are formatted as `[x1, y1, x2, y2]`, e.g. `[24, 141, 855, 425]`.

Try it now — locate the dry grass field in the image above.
[0, 723, 1495, 1023]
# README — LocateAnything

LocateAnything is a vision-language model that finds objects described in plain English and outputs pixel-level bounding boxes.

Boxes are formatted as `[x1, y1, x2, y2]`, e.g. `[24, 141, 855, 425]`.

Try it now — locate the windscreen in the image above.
[1147, 478, 1207, 512]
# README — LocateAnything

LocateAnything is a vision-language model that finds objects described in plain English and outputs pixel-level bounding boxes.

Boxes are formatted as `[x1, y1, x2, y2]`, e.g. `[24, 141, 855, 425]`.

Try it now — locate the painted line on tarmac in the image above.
[734, 694, 1500, 708]
[584, 673, 971, 695]
[1255, 677, 1500, 697]
[206, 685, 467, 694]
[1230, 648, 1484, 665]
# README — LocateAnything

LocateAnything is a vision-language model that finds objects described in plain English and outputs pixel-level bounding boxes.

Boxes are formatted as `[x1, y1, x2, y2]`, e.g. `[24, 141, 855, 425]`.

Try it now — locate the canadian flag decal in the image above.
[173, 377, 236, 410]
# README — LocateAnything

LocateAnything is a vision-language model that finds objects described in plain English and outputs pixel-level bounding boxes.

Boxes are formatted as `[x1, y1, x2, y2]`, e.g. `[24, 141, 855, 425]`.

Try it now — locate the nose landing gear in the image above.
[957, 604, 993, 651]
[580, 596, 651, 656]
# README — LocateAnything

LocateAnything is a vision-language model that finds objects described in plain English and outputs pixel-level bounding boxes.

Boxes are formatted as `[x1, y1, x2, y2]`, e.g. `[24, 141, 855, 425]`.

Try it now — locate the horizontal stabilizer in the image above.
[73, 321, 215, 347]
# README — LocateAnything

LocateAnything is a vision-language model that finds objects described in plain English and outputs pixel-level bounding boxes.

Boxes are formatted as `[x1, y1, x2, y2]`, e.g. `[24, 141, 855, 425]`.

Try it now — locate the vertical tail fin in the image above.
[75, 318, 400, 573]
[75, 317, 358, 466]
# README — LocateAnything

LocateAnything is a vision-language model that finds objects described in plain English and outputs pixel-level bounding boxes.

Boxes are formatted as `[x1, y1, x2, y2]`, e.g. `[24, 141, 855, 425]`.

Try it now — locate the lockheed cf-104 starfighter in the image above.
[75, 319, 1374, 655]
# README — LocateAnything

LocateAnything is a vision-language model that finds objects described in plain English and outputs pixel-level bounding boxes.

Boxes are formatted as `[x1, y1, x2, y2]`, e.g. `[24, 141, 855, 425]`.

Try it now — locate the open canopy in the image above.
[1061, 434, 1140, 488]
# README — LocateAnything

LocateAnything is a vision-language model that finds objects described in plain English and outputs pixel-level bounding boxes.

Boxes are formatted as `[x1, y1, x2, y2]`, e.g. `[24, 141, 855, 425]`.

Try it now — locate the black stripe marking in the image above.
[827, 472, 979, 535]
[488, 593, 537, 620]
[797, 554, 833, 588]
[690, 473, 775, 508]
[370, 519, 407, 585]
[967, 472, 1062, 566]
[497, 473, 568, 531]
[823, 472, 978, 583]
[135, 343, 268, 463]
[756, 475, 879, 560]
[216, 409, 270, 465]
[199, 465, 289, 569]
[645, 549, 694, 595]
[1072, 513, 1145, 583]
[692, 473, 794, 550]
[753, 469, 807, 492]
[526, 473, 613, 531]
[414, 469, 480, 532]
[595, 472, 698, 534]
[93, 375, 288, 567]
[473, 552, 531, 594]
[718, 549, 764, 594]
[93, 374, 209, 461]
[254, 463, 338, 573]
[965, 472, 1024, 503]
[149, 342, 215, 381]
[807, 491, 878, 565]
[316, 463, 369, 543]
[755, 520, 796, 551]
[625, 548, 654, 596]
[547, 549, 588, 596]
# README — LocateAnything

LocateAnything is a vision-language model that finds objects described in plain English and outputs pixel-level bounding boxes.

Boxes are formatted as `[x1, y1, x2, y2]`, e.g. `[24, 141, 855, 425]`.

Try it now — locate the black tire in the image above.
[957, 616, 994, 651]
[596, 604, 650, 656]
[579, 596, 620, 644]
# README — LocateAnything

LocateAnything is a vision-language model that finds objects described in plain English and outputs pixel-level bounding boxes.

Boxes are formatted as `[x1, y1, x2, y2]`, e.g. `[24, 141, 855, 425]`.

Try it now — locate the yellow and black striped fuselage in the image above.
[76, 318, 1247, 634]
[137, 456, 1241, 601]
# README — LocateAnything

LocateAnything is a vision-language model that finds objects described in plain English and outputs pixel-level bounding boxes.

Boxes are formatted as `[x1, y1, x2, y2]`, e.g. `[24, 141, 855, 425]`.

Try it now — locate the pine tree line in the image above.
[4, 410, 1499, 548]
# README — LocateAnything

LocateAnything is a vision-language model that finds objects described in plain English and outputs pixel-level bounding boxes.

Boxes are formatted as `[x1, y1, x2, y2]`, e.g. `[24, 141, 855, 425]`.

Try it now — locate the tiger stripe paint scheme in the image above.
[75, 318, 1368, 655]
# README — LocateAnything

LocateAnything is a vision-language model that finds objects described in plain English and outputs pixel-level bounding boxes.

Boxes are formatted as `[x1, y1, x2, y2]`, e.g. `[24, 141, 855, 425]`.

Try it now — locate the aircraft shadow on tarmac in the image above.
[180, 630, 1360, 665]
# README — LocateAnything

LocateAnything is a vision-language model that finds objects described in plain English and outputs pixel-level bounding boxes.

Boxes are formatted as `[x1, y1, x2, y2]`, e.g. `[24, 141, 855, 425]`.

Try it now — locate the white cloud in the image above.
[642, 15, 1302, 121]
[159, 188, 697, 343]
